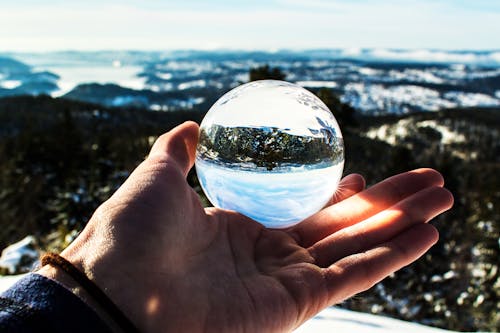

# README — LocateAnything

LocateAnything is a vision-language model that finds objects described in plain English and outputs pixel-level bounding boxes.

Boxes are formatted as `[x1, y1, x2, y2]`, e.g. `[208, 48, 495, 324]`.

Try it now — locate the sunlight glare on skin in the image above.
[325, 174, 365, 207]
[306, 184, 453, 268]
[289, 168, 447, 249]
[146, 295, 160, 315]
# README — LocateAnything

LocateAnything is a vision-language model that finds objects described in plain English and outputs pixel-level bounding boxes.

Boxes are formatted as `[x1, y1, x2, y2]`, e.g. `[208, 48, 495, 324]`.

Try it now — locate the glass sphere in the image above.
[195, 80, 344, 228]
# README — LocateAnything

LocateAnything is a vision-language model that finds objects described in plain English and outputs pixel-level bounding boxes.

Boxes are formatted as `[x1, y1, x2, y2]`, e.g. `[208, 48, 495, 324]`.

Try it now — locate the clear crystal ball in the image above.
[195, 80, 344, 228]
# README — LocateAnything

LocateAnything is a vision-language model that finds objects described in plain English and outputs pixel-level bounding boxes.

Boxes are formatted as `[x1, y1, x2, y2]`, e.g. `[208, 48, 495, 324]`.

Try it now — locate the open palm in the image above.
[54, 122, 453, 333]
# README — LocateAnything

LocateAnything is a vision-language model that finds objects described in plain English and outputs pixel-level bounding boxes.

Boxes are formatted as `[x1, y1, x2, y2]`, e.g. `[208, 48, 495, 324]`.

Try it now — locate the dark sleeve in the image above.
[0, 273, 113, 333]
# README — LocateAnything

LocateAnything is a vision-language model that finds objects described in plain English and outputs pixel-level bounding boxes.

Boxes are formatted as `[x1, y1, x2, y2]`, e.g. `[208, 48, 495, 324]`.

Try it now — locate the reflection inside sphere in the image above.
[195, 80, 345, 228]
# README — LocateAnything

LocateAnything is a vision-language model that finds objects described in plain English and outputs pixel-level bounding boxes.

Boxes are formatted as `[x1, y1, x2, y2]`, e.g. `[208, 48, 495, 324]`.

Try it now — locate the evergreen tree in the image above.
[249, 65, 286, 81]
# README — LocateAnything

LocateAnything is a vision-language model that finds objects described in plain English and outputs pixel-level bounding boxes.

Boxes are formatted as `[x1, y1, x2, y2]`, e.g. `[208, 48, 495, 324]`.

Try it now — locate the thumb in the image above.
[149, 121, 200, 176]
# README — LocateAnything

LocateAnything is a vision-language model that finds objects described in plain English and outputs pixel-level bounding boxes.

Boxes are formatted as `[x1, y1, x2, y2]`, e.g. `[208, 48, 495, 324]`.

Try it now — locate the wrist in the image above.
[37, 255, 134, 333]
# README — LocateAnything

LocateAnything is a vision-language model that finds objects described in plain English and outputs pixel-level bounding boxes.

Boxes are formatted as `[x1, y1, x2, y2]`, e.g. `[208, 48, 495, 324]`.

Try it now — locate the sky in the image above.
[1, 0, 499, 51]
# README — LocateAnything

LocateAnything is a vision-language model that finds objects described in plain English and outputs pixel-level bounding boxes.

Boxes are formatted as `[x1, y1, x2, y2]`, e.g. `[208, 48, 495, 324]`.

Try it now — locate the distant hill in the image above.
[63, 82, 218, 111]
[1, 51, 499, 114]
[0, 56, 31, 74]
[0, 56, 59, 97]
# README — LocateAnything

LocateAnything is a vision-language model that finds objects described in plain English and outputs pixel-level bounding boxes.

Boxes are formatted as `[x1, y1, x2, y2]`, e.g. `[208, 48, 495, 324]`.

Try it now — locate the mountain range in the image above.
[1, 49, 499, 115]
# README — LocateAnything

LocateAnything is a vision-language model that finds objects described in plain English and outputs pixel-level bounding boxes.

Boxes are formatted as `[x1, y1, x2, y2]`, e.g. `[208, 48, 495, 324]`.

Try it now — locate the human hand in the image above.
[38, 121, 453, 333]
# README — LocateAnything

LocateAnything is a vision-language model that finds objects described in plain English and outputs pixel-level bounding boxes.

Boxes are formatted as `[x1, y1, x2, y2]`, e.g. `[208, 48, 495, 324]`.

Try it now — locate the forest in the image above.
[197, 124, 344, 170]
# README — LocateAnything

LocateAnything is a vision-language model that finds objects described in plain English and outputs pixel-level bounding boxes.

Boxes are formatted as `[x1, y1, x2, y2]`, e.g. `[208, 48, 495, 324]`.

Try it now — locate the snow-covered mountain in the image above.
[1, 49, 500, 114]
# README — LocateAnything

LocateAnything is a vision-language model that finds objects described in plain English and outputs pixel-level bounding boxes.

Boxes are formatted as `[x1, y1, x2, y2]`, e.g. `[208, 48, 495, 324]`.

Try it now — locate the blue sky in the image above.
[1, 0, 499, 51]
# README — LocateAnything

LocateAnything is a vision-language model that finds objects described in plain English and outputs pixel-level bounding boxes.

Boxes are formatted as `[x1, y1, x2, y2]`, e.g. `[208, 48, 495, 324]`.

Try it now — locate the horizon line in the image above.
[3, 47, 500, 54]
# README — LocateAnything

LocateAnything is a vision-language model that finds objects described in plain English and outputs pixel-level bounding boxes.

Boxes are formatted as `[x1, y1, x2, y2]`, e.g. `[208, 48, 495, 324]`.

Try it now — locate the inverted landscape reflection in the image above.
[196, 156, 344, 228]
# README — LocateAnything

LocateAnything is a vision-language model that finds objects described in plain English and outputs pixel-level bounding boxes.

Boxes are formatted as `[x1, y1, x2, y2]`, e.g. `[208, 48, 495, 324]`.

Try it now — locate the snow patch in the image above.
[388, 69, 444, 84]
[156, 72, 173, 80]
[295, 307, 456, 332]
[0, 274, 27, 292]
[150, 104, 168, 111]
[444, 91, 500, 107]
[178, 79, 206, 90]
[296, 81, 338, 88]
[342, 84, 456, 114]
[365, 119, 466, 146]
[358, 67, 383, 76]
[160, 61, 213, 73]
[417, 120, 466, 144]
[0, 80, 22, 89]
[0, 236, 39, 274]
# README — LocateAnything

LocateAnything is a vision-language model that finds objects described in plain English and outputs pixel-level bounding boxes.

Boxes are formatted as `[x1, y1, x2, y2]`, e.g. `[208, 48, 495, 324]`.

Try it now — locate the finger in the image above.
[310, 186, 453, 267]
[325, 174, 365, 206]
[323, 223, 438, 305]
[289, 168, 444, 247]
[148, 121, 200, 177]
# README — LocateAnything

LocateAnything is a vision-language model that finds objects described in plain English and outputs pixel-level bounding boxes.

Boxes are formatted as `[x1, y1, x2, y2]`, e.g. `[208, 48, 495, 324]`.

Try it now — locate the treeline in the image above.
[198, 124, 344, 170]
[0, 95, 203, 250]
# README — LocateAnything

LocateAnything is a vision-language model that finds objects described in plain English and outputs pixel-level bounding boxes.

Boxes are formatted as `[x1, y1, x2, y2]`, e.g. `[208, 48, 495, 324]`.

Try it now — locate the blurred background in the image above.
[0, 0, 499, 331]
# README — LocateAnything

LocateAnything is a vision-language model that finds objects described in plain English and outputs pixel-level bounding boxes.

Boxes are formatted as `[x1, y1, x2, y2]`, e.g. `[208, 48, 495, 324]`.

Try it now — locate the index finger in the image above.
[288, 168, 444, 247]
